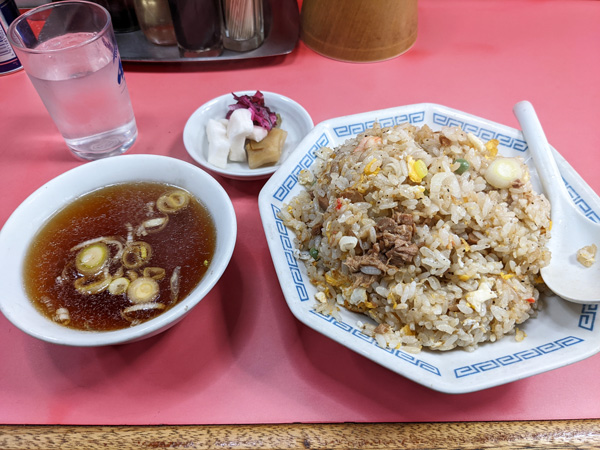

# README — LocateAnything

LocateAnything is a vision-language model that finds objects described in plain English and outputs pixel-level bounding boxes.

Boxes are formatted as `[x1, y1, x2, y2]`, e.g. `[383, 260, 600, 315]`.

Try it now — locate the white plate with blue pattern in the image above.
[258, 103, 600, 394]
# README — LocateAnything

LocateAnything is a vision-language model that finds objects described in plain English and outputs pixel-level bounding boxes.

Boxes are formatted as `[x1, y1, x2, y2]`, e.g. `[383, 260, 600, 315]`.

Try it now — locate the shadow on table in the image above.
[287, 319, 524, 422]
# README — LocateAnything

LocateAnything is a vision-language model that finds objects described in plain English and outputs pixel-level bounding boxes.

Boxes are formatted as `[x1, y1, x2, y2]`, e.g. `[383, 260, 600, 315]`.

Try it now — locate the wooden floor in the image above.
[2, 420, 600, 450]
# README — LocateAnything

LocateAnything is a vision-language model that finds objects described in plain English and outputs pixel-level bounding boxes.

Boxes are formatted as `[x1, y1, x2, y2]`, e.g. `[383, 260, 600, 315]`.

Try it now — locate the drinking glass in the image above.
[8, 0, 137, 160]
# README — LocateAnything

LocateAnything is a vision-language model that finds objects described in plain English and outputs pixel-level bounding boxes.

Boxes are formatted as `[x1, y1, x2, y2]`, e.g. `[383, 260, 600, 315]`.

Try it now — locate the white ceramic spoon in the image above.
[513, 100, 600, 304]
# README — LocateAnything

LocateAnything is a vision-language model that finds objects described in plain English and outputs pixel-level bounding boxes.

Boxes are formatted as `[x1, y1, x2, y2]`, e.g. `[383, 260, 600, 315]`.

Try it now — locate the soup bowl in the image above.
[0, 155, 237, 346]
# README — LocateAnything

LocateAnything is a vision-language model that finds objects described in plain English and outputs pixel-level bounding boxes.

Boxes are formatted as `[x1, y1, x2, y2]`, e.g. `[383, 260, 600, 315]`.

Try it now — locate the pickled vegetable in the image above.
[246, 127, 288, 169]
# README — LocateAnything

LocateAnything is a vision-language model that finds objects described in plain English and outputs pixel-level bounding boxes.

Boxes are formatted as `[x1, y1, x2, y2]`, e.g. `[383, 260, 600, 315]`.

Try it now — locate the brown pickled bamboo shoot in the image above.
[246, 128, 288, 169]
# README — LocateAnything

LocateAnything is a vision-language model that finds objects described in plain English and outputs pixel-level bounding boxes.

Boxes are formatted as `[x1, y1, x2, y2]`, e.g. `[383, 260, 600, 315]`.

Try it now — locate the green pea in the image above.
[309, 248, 319, 260]
[454, 158, 470, 175]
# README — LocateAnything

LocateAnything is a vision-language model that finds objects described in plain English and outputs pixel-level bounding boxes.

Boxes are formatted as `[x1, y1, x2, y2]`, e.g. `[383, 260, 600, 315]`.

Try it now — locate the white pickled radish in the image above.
[249, 125, 268, 142]
[227, 108, 254, 162]
[206, 119, 230, 168]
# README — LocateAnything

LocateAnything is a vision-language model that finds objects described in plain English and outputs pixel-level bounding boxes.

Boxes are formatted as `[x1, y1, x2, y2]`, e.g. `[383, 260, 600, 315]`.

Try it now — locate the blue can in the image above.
[0, 0, 22, 75]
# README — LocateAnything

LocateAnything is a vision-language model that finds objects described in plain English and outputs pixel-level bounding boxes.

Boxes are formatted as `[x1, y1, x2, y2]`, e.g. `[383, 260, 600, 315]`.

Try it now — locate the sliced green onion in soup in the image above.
[127, 277, 160, 304]
[122, 241, 152, 269]
[156, 190, 190, 214]
[75, 243, 109, 276]
[73, 271, 112, 295]
[108, 277, 130, 295]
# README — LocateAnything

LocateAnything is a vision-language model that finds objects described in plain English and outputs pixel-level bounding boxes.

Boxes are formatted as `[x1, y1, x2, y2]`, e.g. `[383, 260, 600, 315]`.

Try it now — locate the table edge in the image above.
[2, 420, 600, 449]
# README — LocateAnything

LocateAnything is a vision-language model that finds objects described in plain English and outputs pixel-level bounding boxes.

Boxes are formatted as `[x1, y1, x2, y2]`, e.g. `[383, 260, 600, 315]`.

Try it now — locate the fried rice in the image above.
[279, 122, 551, 353]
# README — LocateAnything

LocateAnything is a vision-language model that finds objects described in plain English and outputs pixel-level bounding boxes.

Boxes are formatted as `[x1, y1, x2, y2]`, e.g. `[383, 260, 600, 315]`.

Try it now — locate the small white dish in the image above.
[0, 155, 237, 347]
[258, 103, 600, 393]
[183, 91, 314, 180]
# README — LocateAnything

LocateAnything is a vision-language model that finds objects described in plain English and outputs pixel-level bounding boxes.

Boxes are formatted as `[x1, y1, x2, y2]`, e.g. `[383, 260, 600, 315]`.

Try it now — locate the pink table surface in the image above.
[1, 0, 600, 425]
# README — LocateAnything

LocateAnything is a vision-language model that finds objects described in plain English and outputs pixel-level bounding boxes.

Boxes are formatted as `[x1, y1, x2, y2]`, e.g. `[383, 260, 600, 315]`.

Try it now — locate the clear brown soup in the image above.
[23, 182, 216, 331]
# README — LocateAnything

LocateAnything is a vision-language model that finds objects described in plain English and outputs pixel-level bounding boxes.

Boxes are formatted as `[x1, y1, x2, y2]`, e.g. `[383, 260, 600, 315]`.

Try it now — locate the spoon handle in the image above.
[513, 101, 565, 208]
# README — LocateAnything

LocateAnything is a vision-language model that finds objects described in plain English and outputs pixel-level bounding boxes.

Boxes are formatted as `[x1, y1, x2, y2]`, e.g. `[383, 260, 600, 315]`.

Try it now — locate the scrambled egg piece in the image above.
[465, 281, 497, 314]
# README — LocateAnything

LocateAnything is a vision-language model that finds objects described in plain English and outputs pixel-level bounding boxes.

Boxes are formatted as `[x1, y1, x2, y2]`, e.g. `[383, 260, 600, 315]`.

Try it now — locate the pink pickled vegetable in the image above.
[226, 91, 278, 131]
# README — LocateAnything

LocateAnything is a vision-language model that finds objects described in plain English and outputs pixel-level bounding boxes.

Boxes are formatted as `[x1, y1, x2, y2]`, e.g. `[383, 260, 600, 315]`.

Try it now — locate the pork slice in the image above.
[344, 253, 388, 273]
[386, 241, 419, 266]
[377, 217, 398, 234]
[317, 195, 329, 211]
[392, 212, 415, 226]
[374, 211, 418, 266]
[377, 215, 415, 238]
[381, 226, 413, 247]
[351, 272, 378, 288]
[374, 323, 391, 334]
[311, 223, 322, 236]
[340, 189, 365, 203]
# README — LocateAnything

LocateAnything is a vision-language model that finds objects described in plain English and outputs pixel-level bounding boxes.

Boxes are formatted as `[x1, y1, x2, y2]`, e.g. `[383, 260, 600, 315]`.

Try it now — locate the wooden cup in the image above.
[300, 0, 418, 62]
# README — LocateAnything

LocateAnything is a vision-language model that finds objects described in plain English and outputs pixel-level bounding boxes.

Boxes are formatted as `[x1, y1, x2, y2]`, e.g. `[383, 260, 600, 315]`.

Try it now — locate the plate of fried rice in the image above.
[258, 103, 600, 393]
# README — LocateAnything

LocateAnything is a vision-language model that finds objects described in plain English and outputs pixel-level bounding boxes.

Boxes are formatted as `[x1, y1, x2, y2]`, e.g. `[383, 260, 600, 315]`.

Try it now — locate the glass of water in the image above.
[8, 0, 137, 160]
